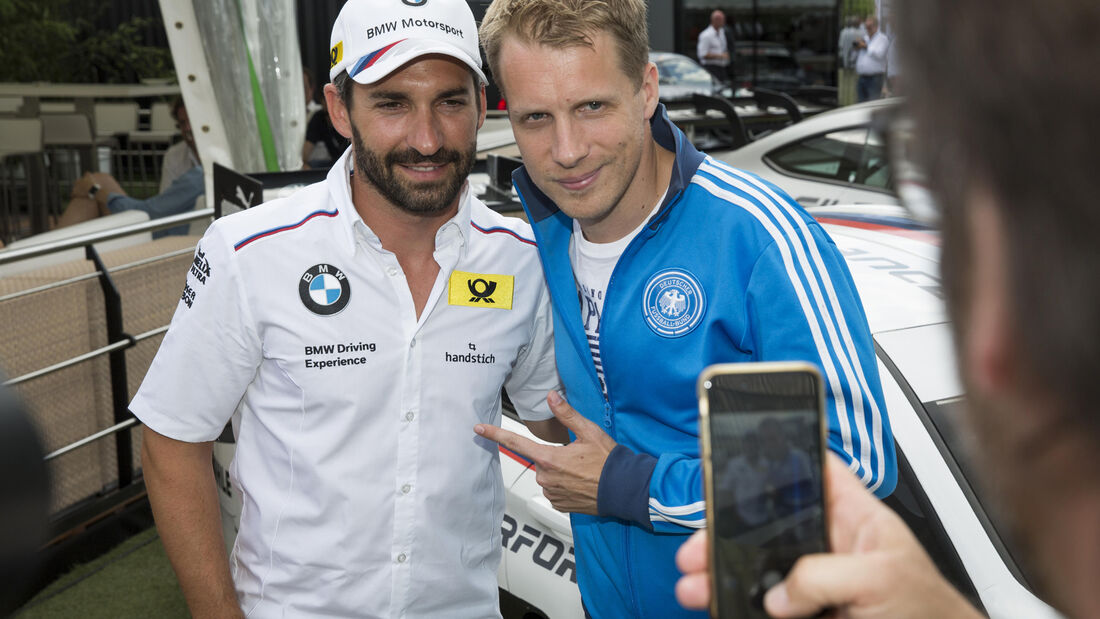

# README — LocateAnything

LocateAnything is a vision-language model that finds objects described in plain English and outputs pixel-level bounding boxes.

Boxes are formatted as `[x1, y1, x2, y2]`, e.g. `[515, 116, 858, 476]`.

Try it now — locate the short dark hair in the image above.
[899, 0, 1100, 432]
[333, 70, 355, 106]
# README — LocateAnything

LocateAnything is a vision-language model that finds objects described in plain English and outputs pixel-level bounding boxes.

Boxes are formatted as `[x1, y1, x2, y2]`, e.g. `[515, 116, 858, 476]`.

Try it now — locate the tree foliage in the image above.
[0, 0, 173, 83]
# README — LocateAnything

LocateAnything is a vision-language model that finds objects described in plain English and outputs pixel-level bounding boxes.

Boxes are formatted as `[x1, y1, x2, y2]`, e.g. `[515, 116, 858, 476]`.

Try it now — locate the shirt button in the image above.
[405, 411, 415, 421]
[387, 266, 398, 276]
[401, 484, 412, 494]
[410, 339, 417, 349]
[396, 553, 407, 564]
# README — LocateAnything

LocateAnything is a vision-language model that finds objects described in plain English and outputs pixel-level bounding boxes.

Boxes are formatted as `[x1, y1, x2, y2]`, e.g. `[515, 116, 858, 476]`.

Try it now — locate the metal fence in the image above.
[0, 209, 210, 527]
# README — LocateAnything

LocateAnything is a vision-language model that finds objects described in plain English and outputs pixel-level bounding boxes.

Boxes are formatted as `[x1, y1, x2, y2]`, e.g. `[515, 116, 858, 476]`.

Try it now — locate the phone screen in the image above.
[701, 365, 827, 618]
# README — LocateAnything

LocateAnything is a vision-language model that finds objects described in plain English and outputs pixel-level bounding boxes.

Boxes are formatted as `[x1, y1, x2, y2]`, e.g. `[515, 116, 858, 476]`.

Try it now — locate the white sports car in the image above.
[213, 208, 1058, 619]
[714, 99, 901, 209]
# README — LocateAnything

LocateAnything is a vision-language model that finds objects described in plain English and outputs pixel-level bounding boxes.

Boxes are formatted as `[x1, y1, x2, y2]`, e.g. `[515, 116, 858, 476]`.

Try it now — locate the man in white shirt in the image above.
[696, 10, 731, 84]
[854, 16, 889, 102]
[133, 0, 566, 616]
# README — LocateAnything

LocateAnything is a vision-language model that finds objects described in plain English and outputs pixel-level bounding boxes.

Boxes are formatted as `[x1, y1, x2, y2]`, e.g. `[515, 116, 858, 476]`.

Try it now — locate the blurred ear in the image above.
[477, 81, 487, 131]
[641, 61, 660, 120]
[963, 194, 1016, 396]
[324, 83, 353, 139]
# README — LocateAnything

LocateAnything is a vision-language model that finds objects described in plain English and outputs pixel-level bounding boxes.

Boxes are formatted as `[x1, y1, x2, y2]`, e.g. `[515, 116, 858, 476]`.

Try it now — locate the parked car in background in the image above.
[649, 50, 731, 104]
[715, 98, 900, 209]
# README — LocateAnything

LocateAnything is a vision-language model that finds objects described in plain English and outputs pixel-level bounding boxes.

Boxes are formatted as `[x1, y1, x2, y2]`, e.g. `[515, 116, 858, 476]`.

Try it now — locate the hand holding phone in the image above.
[698, 362, 829, 618]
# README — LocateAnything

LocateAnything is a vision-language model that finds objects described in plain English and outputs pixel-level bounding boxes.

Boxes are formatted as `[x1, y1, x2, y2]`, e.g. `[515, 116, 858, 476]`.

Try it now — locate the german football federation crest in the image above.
[642, 268, 707, 337]
[299, 264, 351, 316]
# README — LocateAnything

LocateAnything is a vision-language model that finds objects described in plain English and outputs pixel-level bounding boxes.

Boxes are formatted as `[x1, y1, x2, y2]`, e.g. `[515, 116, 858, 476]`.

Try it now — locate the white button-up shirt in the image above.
[697, 25, 730, 67]
[131, 151, 559, 618]
[856, 30, 890, 76]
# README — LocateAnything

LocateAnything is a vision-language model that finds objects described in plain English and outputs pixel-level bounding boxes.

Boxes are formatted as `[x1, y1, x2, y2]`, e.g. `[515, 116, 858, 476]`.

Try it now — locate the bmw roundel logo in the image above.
[642, 268, 706, 337]
[402, 0, 427, 6]
[299, 264, 351, 316]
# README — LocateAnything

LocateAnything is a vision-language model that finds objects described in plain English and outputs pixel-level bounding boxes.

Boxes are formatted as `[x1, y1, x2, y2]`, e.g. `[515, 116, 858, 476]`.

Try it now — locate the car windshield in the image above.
[655, 56, 714, 87]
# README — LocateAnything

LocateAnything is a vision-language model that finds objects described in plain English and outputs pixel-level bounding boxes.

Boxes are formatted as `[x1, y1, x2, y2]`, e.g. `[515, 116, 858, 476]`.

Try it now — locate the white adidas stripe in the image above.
[649, 509, 707, 528]
[649, 498, 706, 516]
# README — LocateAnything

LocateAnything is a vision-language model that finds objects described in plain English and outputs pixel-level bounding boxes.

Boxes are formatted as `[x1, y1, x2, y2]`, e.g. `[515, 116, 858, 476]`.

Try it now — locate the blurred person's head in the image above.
[899, 0, 1100, 615]
[864, 16, 878, 36]
[710, 10, 726, 30]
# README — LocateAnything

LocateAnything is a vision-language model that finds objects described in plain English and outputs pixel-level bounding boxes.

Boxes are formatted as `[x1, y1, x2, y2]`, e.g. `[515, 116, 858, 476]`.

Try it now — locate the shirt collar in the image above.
[326, 148, 473, 255]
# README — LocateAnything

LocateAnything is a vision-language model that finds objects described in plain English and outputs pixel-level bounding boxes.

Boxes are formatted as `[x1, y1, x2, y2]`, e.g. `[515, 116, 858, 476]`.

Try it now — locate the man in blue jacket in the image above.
[474, 0, 897, 616]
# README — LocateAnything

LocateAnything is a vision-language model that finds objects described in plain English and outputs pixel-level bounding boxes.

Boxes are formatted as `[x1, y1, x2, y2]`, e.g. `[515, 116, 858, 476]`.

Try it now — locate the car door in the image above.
[498, 412, 585, 619]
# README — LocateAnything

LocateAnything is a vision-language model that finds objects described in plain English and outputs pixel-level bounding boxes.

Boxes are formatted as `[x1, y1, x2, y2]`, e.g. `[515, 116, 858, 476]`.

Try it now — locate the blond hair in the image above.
[479, 0, 649, 93]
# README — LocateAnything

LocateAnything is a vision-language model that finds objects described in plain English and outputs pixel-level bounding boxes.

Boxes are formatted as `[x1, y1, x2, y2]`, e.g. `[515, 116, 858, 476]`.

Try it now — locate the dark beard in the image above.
[351, 123, 475, 216]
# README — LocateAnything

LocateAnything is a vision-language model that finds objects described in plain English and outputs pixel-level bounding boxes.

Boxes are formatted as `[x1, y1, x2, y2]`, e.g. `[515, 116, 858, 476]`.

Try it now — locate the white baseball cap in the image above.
[328, 0, 487, 86]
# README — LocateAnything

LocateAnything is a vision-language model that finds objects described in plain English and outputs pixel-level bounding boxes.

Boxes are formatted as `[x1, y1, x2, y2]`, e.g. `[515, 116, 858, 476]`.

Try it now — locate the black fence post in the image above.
[85, 245, 136, 488]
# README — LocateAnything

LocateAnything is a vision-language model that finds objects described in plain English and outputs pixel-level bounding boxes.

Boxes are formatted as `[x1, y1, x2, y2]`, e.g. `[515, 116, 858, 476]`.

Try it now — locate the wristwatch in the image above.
[87, 183, 101, 200]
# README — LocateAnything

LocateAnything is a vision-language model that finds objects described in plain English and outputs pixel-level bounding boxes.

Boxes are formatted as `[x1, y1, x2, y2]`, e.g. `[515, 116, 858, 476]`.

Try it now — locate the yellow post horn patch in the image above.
[330, 42, 343, 69]
[448, 271, 514, 309]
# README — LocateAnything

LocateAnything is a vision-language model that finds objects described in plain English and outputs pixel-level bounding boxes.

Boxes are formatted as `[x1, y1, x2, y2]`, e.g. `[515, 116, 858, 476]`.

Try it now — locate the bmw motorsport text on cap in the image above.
[328, 0, 487, 86]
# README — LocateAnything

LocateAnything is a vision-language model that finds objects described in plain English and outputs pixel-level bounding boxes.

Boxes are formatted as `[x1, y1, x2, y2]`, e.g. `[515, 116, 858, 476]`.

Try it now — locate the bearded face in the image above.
[351, 121, 475, 217]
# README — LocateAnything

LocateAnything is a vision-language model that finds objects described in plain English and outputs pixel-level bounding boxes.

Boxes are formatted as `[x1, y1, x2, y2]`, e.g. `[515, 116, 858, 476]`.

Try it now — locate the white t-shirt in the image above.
[569, 189, 667, 395]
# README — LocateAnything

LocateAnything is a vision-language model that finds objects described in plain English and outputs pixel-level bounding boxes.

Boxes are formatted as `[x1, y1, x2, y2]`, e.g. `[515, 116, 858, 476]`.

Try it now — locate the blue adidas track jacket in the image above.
[512, 105, 897, 619]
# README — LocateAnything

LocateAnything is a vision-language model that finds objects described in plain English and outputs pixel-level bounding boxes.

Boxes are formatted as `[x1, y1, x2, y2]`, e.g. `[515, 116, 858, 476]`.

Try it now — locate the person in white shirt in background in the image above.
[697, 10, 731, 84]
[853, 15, 889, 102]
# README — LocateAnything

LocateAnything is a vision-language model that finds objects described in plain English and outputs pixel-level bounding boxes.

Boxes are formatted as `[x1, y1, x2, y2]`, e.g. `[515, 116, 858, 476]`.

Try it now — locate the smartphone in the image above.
[698, 362, 829, 618]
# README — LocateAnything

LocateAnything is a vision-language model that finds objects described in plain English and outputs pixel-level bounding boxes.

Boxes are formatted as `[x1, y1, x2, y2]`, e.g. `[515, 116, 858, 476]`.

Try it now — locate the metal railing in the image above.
[1, 209, 212, 509]
[0, 207, 212, 265]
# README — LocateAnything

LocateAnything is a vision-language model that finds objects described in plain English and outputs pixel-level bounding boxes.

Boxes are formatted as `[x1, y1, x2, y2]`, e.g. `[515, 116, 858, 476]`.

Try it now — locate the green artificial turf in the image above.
[17, 527, 188, 619]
